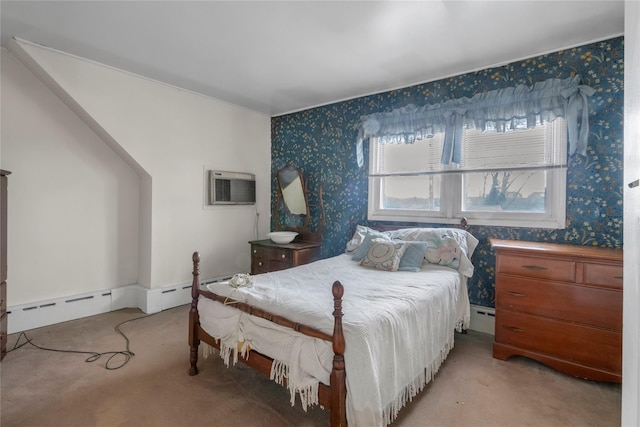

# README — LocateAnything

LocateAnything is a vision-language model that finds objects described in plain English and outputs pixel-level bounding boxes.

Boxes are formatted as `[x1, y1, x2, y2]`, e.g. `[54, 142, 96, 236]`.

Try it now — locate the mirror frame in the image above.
[273, 166, 325, 242]
[277, 166, 309, 217]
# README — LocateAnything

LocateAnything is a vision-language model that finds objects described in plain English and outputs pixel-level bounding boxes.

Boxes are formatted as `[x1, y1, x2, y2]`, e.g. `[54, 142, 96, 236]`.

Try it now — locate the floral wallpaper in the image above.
[271, 37, 624, 308]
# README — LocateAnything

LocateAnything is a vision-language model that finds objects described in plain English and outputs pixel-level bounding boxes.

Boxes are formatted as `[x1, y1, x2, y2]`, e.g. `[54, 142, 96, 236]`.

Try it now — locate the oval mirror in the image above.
[277, 167, 308, 216]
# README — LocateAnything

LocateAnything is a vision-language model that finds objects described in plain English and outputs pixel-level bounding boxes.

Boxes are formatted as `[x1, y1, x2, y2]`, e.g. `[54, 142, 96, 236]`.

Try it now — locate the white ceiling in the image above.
[0, 1, 625, 117]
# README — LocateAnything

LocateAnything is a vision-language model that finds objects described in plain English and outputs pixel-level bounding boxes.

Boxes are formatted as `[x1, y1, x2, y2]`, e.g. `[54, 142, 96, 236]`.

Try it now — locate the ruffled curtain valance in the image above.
[355, 75, 595, 167]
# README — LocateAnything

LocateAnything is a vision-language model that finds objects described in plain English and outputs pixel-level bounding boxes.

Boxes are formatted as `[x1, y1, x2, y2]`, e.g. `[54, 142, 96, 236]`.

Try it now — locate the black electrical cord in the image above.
[7, 309, 168, 370]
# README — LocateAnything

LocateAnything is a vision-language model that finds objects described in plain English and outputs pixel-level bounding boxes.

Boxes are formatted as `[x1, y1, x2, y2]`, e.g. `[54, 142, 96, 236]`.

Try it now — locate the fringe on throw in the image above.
[270, 359, 319, 411]
[202, 343, 319, 412]
[382, 335, 455, 425]
[203, 341, 252, 368]
[202, 343, 216, 360]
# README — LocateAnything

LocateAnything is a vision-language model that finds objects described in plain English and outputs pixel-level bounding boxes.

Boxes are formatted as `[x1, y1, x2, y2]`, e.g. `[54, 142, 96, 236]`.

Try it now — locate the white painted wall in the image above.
[622, 2, 640, 425]
[1, 41, 271, 309]
[1, 48, 140, 304]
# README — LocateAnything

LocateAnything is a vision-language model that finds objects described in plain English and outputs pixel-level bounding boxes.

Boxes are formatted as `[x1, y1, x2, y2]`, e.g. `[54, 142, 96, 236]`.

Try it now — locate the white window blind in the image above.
[368, 119, 568, 228]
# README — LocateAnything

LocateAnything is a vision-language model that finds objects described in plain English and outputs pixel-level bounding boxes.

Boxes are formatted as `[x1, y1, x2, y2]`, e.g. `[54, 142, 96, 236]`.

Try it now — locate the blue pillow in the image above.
[351, 231, 389, 261]
[398, 241, 429, 272]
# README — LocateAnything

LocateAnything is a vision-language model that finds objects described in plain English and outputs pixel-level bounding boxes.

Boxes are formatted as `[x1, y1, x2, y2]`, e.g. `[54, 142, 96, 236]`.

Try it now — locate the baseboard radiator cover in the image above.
[6, 274, 235, 334]
[469, 304, 496, 335]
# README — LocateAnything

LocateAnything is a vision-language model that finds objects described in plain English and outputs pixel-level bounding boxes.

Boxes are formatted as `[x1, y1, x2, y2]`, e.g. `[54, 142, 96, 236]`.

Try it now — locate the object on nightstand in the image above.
[267, 231, 298, 244]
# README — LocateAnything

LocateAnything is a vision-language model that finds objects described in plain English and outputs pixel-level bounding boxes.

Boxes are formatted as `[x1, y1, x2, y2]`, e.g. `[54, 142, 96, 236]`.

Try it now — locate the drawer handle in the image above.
[504, 325, 524, 333]
[522, 265, 548, 271]
[506, 291, 527, 297]
[253, 249, 257, 254]
[614, 275, 623, 279]
[281, 254, 286, 259]
[258, 262, 262, 266]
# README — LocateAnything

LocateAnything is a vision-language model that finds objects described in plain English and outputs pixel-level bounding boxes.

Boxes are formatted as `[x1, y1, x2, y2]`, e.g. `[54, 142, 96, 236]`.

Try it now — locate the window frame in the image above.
[367, 121, 568, 229]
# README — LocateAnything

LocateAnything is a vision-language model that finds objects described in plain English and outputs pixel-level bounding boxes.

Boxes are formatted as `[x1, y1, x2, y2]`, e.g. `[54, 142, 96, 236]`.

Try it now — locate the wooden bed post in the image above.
[330, 281, 347, 427]
[189, 251, 201, 376]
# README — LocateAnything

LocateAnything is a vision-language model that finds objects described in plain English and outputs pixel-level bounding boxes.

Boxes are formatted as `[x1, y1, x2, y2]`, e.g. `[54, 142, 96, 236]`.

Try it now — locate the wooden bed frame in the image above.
[188, 219, 469, 426]
[188, 252, 348, 426]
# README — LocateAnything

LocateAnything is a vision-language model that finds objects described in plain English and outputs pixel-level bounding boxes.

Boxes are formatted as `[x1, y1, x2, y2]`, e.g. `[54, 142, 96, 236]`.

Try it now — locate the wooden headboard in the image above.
[349, 217, 469, 237]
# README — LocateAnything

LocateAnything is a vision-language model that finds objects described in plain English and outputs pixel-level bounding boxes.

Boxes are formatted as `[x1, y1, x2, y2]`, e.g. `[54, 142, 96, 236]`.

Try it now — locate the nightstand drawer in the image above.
[495, 275, 622, 331]
[251, 246, 292, 262]
[496, 254, 575, 282]
[250, 239, 322, 275]
[495, 310, 621, 374]
[252, 259, 290, 274]
[265, 248, 291, 263]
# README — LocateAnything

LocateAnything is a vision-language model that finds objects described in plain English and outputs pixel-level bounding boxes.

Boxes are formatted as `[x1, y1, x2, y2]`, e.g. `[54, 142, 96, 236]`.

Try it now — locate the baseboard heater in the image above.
[469, 304, 496, 335]
[6, 273, 238, 334]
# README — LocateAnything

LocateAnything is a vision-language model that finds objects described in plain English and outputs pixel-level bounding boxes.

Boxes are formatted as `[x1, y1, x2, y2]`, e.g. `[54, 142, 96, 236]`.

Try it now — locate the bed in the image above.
[188, 225, 478, 426]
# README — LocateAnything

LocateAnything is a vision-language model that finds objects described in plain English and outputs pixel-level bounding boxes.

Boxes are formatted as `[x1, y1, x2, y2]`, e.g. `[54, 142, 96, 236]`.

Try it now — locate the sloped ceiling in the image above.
[0, 1, 625, 116]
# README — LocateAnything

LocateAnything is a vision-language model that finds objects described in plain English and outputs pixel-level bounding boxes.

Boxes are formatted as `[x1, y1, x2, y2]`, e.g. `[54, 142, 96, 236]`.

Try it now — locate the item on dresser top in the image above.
[267, 231, 298, 244]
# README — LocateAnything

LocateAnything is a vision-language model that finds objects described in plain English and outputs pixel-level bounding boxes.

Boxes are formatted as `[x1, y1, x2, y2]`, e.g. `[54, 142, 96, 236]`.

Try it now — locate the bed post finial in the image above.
[189, 251, 201, 376]
[331, 281, 347, 426]
[191, 252, 201, 302]
[460, 217, 469, 230]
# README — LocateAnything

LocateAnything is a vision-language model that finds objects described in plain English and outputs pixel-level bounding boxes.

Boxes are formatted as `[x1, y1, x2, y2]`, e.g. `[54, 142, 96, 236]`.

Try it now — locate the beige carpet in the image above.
[1, 305, 621, 427]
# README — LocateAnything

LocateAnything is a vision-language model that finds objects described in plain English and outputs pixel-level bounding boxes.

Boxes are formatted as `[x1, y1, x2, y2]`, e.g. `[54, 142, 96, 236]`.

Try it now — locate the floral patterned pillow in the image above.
[359, 239, 408, 272]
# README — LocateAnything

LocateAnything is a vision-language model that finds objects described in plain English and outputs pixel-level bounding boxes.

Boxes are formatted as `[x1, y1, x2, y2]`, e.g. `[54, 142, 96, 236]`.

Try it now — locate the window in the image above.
[368, 119, 567, 228]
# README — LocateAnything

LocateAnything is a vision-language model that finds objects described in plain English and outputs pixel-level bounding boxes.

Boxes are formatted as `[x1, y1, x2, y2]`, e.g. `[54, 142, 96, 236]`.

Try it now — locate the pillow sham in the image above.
[351, 230, 390, 261]
[397, 241, 429, 272]
[383, 227, 479, 277]
[345, 225, 377, 253]
[359, 239, 407, 272]
[424, 235, 463, 270]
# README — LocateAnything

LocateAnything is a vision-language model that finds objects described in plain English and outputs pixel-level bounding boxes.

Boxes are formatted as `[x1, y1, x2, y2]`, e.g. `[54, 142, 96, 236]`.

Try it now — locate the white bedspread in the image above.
[198, 253, 469, 426]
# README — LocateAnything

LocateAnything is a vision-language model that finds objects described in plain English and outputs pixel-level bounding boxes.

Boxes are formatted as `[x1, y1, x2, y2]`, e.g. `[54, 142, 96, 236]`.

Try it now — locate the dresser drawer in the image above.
[496, 254, 575, 282]
[495, 310, 621, 374]
[0, 313, 6, 359]
[583, 263, 623, 289]
[0, 281, 5, 317]
[496, 275, 622, 332]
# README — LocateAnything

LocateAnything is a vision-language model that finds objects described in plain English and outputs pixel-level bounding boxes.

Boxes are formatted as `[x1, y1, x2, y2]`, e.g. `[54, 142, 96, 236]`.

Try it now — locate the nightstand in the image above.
[249, 239, 322, 274]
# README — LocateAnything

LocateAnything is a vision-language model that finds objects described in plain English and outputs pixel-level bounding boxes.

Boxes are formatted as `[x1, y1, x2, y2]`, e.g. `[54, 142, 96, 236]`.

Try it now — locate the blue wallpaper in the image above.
[271, 37, 624, 308]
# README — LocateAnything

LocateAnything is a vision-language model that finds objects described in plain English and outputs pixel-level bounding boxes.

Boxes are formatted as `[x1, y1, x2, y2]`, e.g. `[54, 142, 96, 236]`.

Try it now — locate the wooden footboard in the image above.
[188, 252, 347, 427]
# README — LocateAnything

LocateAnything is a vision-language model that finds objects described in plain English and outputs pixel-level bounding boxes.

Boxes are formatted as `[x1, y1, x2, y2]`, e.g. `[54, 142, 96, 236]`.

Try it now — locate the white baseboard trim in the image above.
[7, 274, 235, 334]
[469, 304, 495, 335]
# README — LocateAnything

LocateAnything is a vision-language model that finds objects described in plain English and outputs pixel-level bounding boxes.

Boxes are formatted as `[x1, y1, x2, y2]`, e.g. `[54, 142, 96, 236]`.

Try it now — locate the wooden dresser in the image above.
[490, 239, 622, 383]
[249, 239, 322, 275]
[1, 170, 10, 361]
